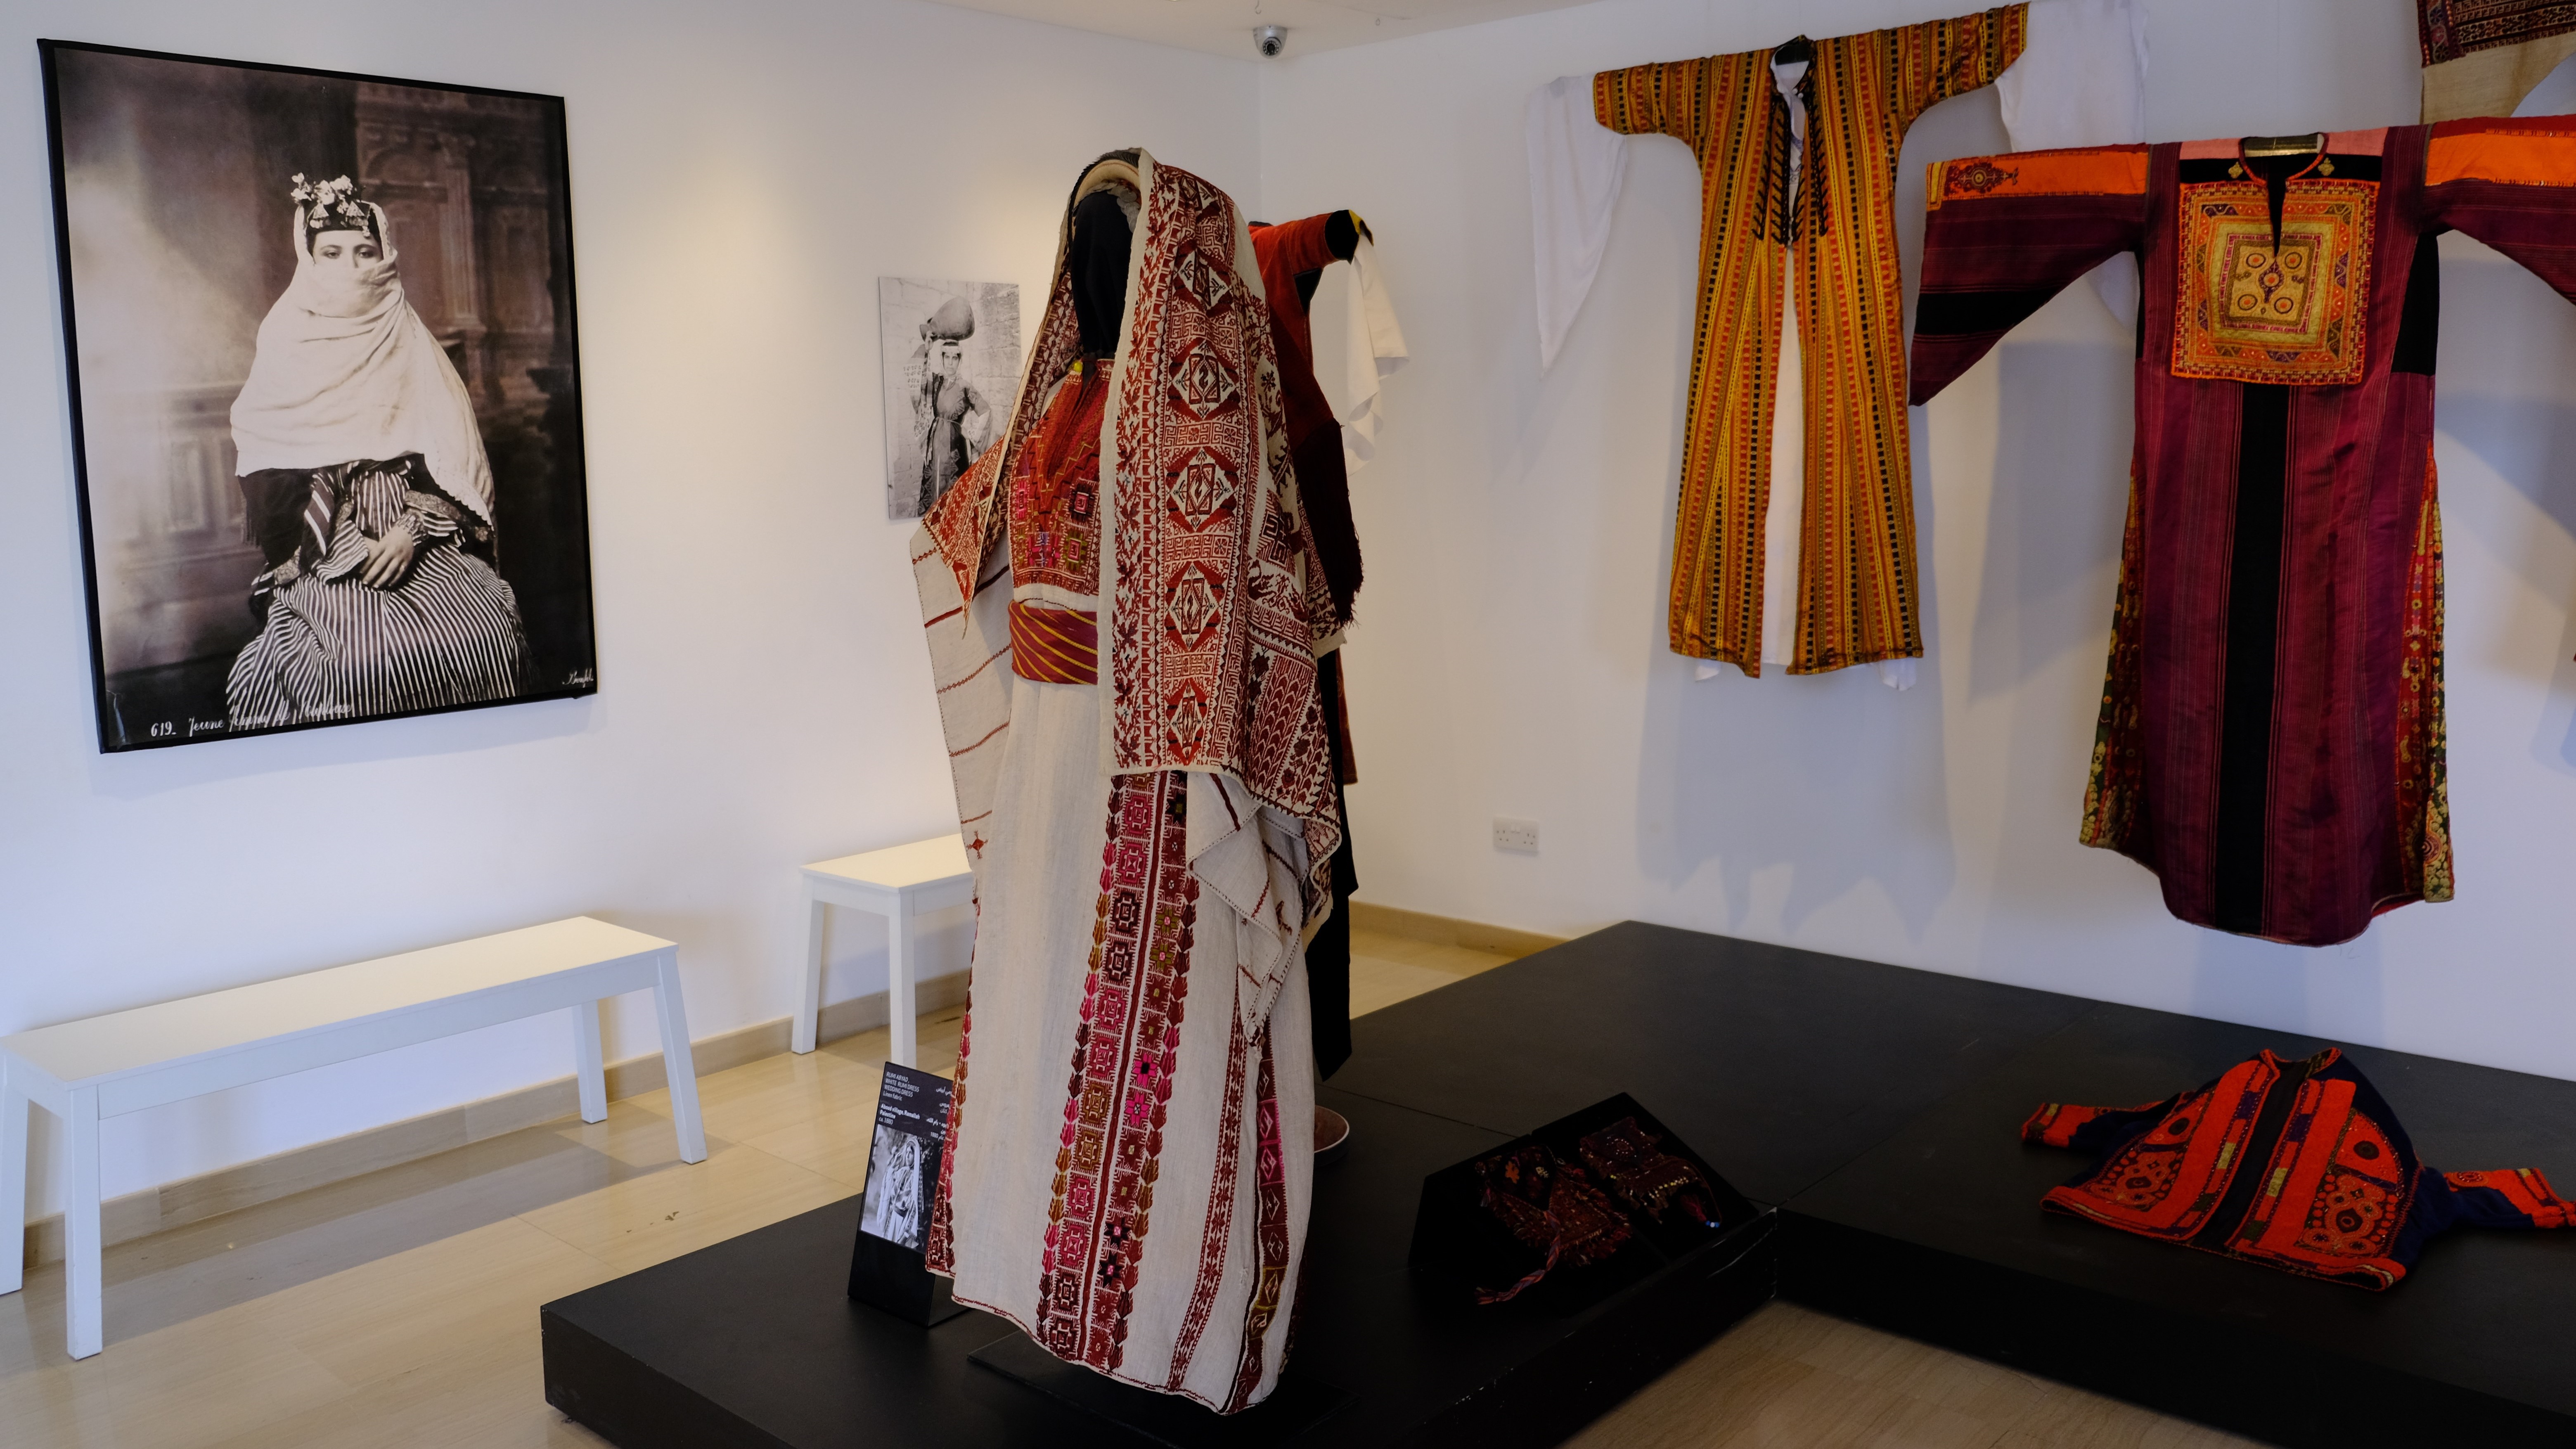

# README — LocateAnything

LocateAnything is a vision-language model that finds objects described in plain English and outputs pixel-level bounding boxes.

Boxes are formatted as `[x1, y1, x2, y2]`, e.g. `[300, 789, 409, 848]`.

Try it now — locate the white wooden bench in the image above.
[0, 916, 706, 1360]
[798, 835, 975, 1067]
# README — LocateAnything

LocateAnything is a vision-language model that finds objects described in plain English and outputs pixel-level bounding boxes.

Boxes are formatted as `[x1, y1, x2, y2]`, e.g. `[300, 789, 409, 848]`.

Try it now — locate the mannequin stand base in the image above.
[1313, 1104, 1351, 1165]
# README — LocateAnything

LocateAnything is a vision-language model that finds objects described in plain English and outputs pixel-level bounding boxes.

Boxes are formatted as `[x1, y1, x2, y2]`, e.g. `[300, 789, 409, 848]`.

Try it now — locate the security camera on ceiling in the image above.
[1255, 24, 1288, 57]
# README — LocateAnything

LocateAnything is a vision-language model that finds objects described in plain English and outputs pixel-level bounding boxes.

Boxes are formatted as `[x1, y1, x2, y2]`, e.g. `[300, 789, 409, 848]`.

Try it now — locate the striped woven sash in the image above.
[1009, 600, 1097, 684]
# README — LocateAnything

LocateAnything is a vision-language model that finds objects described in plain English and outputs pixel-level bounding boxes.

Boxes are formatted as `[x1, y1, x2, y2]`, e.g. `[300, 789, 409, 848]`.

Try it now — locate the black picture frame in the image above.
[39, 39, 599, 751]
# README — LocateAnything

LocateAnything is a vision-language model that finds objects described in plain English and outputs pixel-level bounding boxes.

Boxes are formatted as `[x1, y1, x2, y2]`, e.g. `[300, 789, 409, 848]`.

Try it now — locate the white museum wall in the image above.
[0, 0, 1262, 1216]
[1262, 0, 2576, 1084]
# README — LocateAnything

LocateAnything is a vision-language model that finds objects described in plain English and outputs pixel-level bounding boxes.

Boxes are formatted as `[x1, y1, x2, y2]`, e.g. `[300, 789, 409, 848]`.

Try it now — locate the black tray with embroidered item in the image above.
[1408, 1093, 1752, 1314]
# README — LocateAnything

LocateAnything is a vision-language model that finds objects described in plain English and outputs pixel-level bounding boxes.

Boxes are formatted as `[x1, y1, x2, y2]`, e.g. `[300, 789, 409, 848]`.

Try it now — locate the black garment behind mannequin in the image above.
[1310, 660, 1358, 1079]
[1309, 211, 1366, 1081]
[1302, 210, 1368, 308]
[1070, 188, 1134, 358]
[1245, 206, 1376, 1084]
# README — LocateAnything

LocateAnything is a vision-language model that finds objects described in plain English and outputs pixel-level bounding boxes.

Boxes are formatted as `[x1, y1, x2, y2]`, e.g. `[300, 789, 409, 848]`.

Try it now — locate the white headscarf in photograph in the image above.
[230, 201, 496, 527]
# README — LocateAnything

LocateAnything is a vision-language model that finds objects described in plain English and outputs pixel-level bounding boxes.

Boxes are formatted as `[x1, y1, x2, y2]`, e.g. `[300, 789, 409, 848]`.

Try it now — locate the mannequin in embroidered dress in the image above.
[226, 174, 528, 728]
[913, 149, 1334, 1413]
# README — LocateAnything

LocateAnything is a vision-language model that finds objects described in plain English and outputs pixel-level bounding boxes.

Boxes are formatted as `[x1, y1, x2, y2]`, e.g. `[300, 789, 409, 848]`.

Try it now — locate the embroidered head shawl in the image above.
[232, 185, 495, 527]
[920, 150, 1342, 921]
[2025, 1048, 2571, 1289]
[2417, 0, 2576, 121]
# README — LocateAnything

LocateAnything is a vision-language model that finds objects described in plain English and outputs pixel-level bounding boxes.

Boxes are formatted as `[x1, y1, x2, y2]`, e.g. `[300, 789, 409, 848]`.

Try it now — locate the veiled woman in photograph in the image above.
[225, 174, 528, 729]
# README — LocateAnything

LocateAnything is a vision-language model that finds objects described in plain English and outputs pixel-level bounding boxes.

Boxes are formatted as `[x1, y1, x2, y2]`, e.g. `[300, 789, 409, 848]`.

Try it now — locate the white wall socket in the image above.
[1492, 817, 1539, 853]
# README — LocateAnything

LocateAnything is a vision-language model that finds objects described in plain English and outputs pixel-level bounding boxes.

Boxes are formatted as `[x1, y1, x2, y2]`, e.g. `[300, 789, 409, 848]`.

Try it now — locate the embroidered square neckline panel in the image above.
[2172, 151, 2377, 388]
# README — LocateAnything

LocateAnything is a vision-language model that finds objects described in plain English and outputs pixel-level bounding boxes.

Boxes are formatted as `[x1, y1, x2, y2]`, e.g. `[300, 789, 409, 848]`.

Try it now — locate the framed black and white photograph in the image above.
[40, 40, 599, 751]
[878, 276, 1019, 521]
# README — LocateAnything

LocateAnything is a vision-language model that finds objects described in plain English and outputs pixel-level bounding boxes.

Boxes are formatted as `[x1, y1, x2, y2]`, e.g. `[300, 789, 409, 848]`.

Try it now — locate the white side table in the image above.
[798, 834, 976, 1066]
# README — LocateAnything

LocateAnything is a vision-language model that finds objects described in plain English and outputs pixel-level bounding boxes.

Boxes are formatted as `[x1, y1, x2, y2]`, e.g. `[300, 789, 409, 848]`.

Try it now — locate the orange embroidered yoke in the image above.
[1596, 6, 2025, 672]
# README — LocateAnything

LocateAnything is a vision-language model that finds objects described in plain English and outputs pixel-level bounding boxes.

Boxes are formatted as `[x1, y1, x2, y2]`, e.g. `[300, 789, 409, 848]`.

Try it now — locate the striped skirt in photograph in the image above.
[226, 466, 528, 730]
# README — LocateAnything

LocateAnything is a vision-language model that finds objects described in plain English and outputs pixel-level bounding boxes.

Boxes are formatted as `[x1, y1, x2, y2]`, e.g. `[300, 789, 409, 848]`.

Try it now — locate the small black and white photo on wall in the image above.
[878, 276, 1020, 521]
[40, 40, 599, 752]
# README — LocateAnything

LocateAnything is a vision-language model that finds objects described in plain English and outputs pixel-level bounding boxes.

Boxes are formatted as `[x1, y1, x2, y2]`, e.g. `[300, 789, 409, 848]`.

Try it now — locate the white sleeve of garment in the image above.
[1994, 0, 2149, 327]
[1527, 73, 1624, 372]
[1339, 234, 1409, 471]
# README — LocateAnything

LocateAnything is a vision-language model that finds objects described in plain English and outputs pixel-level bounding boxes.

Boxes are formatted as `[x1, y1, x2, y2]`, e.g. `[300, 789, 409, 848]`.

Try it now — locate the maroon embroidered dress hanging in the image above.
[2026, 1048, 2571, 1288]
[1911, 117, 2576, 946]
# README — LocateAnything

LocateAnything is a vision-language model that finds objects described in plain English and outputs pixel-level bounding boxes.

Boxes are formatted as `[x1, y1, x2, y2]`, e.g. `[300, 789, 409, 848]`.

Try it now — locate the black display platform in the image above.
[544, 922, 2576, 1448]
[966, 1331, 1352, 1448]
[543, 1086, 1778, 1447]
[1782, 1003, 2576, 1446]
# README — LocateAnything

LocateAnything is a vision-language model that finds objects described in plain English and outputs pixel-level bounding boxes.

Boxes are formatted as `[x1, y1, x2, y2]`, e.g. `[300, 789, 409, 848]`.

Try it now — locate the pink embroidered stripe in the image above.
[1034, 772, 1197, 1369]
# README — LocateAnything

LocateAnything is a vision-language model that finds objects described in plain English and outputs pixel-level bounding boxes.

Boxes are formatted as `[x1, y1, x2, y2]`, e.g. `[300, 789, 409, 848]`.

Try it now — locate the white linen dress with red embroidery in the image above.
[909, 150, 1340, 1415]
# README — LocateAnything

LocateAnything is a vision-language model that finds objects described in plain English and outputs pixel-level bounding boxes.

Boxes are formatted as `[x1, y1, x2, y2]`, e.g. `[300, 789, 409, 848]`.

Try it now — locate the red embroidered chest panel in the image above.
[1009, 363, 1110, 601]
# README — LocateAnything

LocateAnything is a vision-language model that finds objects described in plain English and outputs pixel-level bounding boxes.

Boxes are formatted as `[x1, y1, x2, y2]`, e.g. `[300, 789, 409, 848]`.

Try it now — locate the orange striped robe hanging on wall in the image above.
[1596, 7, 2025, 674]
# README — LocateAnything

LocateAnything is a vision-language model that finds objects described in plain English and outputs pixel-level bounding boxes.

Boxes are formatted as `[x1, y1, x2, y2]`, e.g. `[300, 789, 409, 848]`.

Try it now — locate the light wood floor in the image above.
[1564, 1302, 2261, 1449]
[0, 928, 2257, 1447]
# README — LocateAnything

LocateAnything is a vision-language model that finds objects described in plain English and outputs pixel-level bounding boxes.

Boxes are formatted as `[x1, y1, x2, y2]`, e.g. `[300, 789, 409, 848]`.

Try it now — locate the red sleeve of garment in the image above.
[1252, 215, 1338, 335]
[1250, 215, 1338, 444]
[1253, 213, 1338, 283]
[1909, 144, 2151, 405]
[2020, 1096, 2172, 1148]
[2023, 1101, 2108, 1146]
[2442, 1168, 2575, 1229]
[2425, 117, 2576, 301]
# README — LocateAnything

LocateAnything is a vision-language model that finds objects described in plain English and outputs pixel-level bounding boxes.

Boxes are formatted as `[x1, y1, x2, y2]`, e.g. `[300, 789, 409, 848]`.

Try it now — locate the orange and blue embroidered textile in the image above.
[1594, 7, 2025, 674]
[2025, 1049, 2571, 1289]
